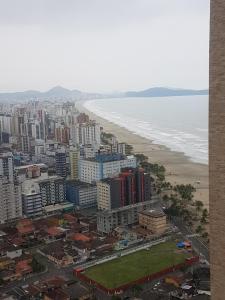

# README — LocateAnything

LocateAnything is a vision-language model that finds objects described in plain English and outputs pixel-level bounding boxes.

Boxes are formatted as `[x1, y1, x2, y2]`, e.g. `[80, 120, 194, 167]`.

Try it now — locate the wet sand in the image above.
[77, 101, 209, 208]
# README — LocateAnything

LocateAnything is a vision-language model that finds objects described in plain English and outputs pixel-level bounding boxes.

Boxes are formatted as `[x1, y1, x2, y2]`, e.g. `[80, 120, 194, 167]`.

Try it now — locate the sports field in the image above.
[84, 241, 189, 289]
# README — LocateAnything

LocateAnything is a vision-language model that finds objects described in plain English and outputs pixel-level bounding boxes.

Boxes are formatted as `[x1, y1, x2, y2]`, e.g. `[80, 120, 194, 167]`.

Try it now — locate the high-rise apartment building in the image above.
[0, 178, 22, 223]
[71, 121, 101, 146]
[0, 152, 22, 223]
[22, 180, 43, 217]
[209, 0, 225, 298]
[55, 148, 67, 178]
[38, 175, 66, 206]
[97, 177, 124, 210]
[79, 153, 137, 184]
[66, 180, 97, 209]
[97, 168, 151, 210]
[69, 147, 80, 179]
[0, 152, 14, 182]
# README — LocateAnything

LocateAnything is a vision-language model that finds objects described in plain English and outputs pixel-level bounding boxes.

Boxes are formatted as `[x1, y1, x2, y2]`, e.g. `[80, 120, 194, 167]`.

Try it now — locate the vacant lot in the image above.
[84, 241, 189, 289]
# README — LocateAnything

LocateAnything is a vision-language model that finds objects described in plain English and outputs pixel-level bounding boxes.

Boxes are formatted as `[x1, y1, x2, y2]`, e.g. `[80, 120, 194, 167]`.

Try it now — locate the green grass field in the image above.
[84, 241, 189, 289]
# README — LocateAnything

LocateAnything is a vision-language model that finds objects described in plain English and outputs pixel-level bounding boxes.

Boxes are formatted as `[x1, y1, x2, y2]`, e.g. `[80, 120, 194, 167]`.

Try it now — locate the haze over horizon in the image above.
[0, 0, 209, 93]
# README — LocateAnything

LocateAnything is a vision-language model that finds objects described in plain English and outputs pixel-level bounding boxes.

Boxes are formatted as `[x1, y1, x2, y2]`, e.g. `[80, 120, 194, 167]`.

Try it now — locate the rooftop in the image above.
[66, 179, 96, 188]
[45, 226, 64, 237]
[70, 233, 91, 242]
[43, 202, 74, 213]
[139, 209, 166, 218]
[83, 153, 132, 163]
[15, 163, 47, 170]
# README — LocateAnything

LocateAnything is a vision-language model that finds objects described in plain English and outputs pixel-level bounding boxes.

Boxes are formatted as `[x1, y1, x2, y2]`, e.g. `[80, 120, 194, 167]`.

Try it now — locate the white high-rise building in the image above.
[0, 152, 14, 183]
[22, 180, 42, 217]
[79, 153, 137, 184]
[0, 114, 12, 134]
[71, 121, 101, 146]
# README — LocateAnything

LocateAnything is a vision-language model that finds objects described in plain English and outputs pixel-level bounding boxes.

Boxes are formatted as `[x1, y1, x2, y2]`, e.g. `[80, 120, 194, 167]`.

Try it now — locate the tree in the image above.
[195, 200, 204, 212]
[201, 208, 209, 224]
[196, 225, 203, 234]
[134, 153, 148, 164]
[30, 256, 45, 273]
[174, 184, 196, 205]
[202, 231, 209, 239]
[163, 194, 169, 203]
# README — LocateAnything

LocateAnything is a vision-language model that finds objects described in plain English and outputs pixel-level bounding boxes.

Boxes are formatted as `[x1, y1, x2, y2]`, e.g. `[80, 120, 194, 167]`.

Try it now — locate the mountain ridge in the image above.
[125, 87, 208, 97]
[0, 86, 208, 102]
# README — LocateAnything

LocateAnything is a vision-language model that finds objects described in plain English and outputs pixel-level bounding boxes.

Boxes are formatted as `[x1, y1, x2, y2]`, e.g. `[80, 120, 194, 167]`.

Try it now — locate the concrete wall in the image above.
[209, 1, 225, 299]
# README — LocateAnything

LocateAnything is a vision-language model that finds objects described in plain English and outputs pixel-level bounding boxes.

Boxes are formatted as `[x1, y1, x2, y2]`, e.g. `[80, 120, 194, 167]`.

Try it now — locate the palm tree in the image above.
[201, 208, 209, 224]
[196, 225, 204, 234]
[174, 184, 196, 206]
[201, 231, 209, 239]
[195, 200, 204, 213]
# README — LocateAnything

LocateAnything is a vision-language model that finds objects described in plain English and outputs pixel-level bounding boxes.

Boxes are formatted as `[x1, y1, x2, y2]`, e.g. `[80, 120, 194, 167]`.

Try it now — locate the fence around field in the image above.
[74, 256, 199, 295]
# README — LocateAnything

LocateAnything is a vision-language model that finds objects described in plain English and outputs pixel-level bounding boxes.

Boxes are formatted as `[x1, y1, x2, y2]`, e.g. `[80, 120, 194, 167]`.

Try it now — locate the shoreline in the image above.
[77, 101, 209, 208]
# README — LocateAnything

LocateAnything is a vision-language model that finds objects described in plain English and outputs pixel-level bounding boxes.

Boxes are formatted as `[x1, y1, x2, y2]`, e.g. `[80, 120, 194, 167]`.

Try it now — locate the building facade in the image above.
[0, 152, 14, 183]
[71, 121, 101, 146]
[97, 168, 151, 210]
[138, 210, 167, 234]
[0, 152, 22, 223]
[55, 149, 67, 178]
[22, 180, 43, 217]
[69, 147, 79, 179]
[79, 153, 137, 184]
[0, 178, 22, 223]
[209, 0, 225, 298]
[97, 200, 152, 233]
[38, 175, 66, 206]
[66, 180, 97, 209]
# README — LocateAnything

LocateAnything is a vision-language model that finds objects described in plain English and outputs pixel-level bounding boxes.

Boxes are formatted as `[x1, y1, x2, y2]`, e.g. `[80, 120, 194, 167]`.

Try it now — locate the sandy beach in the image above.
[77, 101, 209, 208]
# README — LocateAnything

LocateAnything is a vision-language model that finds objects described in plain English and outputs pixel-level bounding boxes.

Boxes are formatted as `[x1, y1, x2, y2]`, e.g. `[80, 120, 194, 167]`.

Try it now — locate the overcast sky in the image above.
[0, 0, 210, 93]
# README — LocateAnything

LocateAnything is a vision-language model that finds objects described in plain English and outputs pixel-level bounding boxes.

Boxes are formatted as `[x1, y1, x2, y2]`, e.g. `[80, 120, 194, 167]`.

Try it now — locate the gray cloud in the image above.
[0, 0, 210, 92]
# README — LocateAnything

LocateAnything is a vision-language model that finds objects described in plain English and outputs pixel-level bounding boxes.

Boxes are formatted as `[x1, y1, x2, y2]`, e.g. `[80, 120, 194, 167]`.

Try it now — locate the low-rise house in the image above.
[63, 213, 77, 225]
[16, 258, 32, 276]
[45, 227, 66, 241]
[0, 257, 15, 270]
[16, 219, 35, 237]
[0, 270, 21, 282]
[138, 209, 167, 234]
[70, 233, 91, 243]
[43, 289, 70, 300]
[6, 248, 23, 259]
[44, 276, 67, 288]
[41, 241, 74, 266]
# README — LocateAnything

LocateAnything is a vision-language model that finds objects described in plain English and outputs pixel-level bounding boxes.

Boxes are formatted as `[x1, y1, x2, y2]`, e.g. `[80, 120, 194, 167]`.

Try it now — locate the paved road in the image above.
[171, 216, 209, 262]
[151, 195, 210, 263]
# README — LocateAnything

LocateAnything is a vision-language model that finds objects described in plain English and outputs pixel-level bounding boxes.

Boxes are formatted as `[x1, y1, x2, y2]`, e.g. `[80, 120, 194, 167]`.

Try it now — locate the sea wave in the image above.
[83, 99, 208, 165]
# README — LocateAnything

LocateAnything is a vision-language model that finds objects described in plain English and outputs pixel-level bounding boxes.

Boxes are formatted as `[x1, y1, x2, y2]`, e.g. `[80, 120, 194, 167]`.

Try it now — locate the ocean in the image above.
[83, 95, 208, 165]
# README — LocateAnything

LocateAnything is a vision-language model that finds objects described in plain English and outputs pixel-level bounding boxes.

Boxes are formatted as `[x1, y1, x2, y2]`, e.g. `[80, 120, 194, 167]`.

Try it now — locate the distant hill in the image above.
[125, 87, 208, 97]
[0, 86, 102, 102]
[0, 86, 208, 103]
